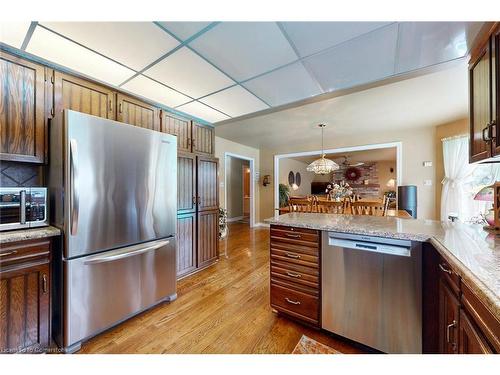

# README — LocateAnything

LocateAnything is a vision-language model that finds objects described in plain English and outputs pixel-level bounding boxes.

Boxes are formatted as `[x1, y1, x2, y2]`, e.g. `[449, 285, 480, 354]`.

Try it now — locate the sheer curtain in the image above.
[440, 136, 476, 221]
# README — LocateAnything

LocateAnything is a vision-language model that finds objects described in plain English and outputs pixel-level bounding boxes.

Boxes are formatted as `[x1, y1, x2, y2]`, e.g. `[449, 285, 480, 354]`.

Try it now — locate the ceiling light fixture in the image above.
[306, 124, 339, 175]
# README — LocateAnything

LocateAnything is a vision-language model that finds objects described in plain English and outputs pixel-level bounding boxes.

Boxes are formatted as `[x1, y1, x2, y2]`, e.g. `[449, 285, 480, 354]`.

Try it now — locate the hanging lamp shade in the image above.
[306, 124, 339, 175]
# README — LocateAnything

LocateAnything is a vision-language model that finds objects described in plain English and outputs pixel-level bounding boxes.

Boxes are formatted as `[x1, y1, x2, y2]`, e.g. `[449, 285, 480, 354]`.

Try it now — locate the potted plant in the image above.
[279, 183, 290, 207]
[219, 207, 228, 239]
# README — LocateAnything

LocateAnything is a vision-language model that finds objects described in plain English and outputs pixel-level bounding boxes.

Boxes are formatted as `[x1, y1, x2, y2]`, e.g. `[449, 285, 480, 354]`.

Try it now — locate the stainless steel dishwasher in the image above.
[322, 232, 422, 353]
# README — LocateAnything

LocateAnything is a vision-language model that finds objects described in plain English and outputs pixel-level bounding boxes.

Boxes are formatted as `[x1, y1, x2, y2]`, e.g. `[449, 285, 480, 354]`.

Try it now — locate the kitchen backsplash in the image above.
[0, 161, 44, 187]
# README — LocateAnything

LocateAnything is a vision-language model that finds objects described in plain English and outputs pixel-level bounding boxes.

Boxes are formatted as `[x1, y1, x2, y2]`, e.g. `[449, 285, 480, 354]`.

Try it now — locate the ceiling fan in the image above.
[340, 155, 364, 167]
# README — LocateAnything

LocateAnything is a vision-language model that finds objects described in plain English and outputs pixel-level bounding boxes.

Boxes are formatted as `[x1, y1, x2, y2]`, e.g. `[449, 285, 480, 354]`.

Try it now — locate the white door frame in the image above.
[274, 142, 403, 210]
[224, 152, 256, 227]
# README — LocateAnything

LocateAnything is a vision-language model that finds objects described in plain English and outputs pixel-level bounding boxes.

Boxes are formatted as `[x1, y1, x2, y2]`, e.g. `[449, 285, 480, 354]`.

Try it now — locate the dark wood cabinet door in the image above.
[0, 263, 50, 353]
[54, 71, 115, 119]
[192, 122, 214, 156]
[438, 277, 460, 353]
[469, 39, 493, 162]
[116, 93, 160, 131]
[459, 309, 493, 353]
[197, 210, 218, 268]
[177, 213, 197, 278]
[162, 112, 192, 153]
[0, 53, 46, 163]
[197, 156, 219, 212]
[178, 152, 196, 214]
[493, 25, 500, 156]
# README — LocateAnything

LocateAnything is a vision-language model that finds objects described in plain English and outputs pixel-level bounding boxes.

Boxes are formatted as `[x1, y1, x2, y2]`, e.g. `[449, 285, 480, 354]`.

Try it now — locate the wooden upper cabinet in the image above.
[197, 156, 219, 212]
[116, 93, 160, 131]
[162, 112, 192, 153]
[53, 71, 115, 119]
[0, 53, 46, 163]
[177, 152, 197, 214]
[193, 122, 215, 156]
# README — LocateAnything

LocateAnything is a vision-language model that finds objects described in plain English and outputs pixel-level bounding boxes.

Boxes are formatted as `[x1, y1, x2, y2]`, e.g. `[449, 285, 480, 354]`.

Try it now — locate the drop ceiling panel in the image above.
[144, 47, 234, 98]
[0, 22, 31, 49]
[27, 27, 135, 86]
[122, 75, 191, 108]
[303, 23, 399, 92]
[281, 22, 391, 57]
[201, 85, 269, 118]
[396, 22, 483, 73]
[158, 22, 212, 40]
[243, 62, 322, 107]
[40, 22, 179, 71]
[190, 22, 297, 81]
[176, 101, 230, 123]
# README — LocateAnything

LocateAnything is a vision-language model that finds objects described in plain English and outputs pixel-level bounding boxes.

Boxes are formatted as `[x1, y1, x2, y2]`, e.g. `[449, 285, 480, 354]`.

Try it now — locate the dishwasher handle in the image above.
[328, 237, 411, 257]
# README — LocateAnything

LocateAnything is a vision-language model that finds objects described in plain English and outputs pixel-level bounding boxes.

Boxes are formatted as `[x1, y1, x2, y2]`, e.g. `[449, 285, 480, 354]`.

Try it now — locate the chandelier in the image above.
[306, 124, 339, 175]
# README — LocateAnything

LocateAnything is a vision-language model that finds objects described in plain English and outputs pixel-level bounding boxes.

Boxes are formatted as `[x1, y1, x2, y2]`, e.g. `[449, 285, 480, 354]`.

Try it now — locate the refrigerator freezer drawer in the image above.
[62, 238, 176, 349]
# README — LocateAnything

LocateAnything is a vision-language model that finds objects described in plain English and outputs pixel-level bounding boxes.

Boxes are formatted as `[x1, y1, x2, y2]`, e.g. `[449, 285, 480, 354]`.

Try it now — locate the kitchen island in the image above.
[266, 213, 500, 353]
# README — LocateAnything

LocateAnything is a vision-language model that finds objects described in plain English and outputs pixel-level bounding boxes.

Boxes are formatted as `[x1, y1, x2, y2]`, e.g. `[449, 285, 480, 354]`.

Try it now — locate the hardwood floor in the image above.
[78, 223, 366, 354]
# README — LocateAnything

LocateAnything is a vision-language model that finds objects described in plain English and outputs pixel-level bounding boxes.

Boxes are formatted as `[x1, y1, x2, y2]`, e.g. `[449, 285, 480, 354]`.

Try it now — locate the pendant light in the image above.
[306, 124, 339, 175]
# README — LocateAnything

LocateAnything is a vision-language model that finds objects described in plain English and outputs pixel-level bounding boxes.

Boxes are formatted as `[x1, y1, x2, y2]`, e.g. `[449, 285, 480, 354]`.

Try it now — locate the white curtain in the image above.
[440, 136, 476, 221]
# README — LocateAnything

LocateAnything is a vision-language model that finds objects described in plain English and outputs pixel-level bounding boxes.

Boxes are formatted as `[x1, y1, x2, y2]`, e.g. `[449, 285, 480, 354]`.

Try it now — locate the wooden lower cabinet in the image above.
[177, 213, 197, 278]
[0, 239, 52, 353]
[459, 309, 493, 353]
[438, 277, 460, 353]
[197, 210, 219, 268]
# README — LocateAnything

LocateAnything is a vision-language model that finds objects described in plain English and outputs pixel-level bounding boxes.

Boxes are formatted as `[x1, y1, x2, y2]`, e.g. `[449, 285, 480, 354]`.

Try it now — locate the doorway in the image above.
[224, 152, 255, 227]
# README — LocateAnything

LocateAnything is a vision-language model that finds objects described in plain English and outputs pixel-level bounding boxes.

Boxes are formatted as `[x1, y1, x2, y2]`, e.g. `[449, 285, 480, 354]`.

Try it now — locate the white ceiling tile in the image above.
[200, 86, 269, 118]
[190, 22, 297, 81]
[176, 101, 229, 123]
[0, 22, 31, 48]
[144, 47, 234, 98]
[157, 22, 211, 40]
[122, 75, 191, 108]
[40, 22, 179, 71]
[243, 62, 322, 106]
[26, 27, 135, 86]
[281, 22, 391, 57]
[303, 23, 398, 92]
[396, 22, 483, 73]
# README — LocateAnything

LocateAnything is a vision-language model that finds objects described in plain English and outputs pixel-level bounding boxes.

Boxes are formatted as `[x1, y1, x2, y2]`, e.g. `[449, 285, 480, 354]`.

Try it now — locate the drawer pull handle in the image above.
[439, 263, 452, 275]
[286, 271, 301, 278]
[285, 252, 301, 259]
[446, 319, 457, 344]
[285, 297, 301, 305]
[42, 274, 48, 294]
[0, 251, 17, 257]
[285, 233, 301, 239]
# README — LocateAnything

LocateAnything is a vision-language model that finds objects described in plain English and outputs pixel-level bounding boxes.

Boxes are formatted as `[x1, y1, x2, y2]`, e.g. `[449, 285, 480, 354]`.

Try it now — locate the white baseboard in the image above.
[227, 216, 244, 222]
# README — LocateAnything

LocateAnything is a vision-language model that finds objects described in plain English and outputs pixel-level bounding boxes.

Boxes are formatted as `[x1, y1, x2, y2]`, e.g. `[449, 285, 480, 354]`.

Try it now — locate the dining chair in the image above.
[288, 197, 315, 213]
[351, 200, 389, 216]
[316, 200, 345, 214]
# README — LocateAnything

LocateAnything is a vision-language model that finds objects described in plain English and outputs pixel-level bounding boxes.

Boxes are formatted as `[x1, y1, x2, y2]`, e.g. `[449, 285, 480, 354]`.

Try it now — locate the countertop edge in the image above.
[0, 226, 61, 245]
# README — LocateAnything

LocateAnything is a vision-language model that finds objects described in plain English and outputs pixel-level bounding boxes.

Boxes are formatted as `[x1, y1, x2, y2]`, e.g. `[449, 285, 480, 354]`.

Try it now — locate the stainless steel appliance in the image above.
[0, 187, 48, 231]
[322, 232, 422, 353]
[49, 110, 177, 352]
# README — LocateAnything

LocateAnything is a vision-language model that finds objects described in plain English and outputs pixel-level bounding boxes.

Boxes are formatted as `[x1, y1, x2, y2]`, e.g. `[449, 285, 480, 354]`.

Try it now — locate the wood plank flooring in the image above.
[78, 223, 366, 354]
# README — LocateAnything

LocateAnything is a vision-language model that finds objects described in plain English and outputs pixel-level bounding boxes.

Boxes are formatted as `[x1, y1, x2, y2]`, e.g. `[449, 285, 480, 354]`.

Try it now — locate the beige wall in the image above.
[378, 160, 397, 195]
[434, 118, 469, 219]
[215, 136, 261, 223]
[260, 126, 438, 221]
[226, 156, 249, 219]
[279, 158, 314, 196]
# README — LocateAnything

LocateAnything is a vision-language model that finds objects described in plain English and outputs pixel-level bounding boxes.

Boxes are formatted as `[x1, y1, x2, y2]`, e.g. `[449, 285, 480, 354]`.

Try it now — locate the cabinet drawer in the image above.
[270, 248, 319, 269]
[271, 226, 319, 246]
[271, 264, 319, 289]
[270, 240, 319, 257]
[0, 239, 50, 268]
[271, 283, 319, 324]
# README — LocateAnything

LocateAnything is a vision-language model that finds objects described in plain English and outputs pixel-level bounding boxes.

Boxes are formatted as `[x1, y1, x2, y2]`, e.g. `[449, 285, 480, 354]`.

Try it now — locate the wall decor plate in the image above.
[295, 172, 301, 187]
[288, 171, 295, 185]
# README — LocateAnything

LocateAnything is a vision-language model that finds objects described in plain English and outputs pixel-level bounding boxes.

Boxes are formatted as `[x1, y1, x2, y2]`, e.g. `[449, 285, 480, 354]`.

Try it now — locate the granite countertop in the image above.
[266, 213, 500, 321]
[0, 226, 61, 244]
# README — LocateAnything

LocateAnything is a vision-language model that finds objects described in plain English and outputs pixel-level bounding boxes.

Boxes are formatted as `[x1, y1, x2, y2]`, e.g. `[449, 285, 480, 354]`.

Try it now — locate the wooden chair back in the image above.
[351, 200, 389, 216]
[288, 197, 315, 213]
[316, 200, 345, 214]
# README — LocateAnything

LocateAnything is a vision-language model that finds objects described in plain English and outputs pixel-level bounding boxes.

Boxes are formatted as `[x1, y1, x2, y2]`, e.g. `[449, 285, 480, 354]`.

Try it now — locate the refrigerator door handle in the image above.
[20, 190, 27, 224]
[70, 139, 79, 236]
[83, 239, 171, 265]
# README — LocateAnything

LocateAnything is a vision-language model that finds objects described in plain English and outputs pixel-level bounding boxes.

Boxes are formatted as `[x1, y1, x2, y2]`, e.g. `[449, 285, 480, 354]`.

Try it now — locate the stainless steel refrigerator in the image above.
[49, 110, 177, 352]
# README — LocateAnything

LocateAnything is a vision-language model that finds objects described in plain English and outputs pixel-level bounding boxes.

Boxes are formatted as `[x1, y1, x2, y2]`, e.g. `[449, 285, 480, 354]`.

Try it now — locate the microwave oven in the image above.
[0, 187, 48, 231]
